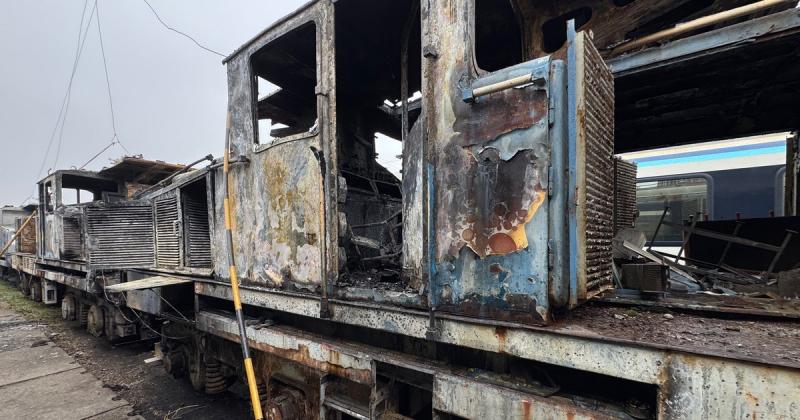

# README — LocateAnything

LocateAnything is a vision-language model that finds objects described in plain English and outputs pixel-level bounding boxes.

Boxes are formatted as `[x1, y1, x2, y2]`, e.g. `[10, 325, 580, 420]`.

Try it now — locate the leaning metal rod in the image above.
[0, 210, 37, 258]
[647, 206, 669, 252]
[223, 113, 264, 420]
[612, 0, 795, 54]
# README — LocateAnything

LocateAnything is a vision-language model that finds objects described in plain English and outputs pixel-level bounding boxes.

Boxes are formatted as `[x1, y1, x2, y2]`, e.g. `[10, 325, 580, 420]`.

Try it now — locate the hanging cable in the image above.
[79, 136, 119, 169]
[40, 0, 96, 176]
[96, 1, 131, 155]
[141, 0, 226, 58]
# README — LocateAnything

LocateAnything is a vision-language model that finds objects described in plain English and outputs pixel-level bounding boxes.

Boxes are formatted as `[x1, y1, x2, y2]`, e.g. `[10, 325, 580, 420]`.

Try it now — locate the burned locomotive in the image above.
[4, 1, 800, 419]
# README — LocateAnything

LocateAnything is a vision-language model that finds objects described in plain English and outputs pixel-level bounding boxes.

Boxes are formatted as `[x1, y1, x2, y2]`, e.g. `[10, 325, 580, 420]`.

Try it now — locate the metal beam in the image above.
[609, 8, 800, 76]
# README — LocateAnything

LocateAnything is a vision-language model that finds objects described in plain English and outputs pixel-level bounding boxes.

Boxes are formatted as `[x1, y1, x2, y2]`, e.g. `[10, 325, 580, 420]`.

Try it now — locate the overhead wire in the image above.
[141, 0, 226, 58]
[51, 0, 99, 171]
[36, 0, 94, 180]
[26, 0, 221, 202]
[19, 0, 93, 206]
[96, 1, 130, 156]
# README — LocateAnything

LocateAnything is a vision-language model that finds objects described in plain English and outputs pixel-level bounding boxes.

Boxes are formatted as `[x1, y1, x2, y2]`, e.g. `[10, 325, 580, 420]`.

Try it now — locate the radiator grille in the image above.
[614, 158, 638, 235]
[86, 205, 154, 268]
[183, 195, 212, 268]
[581, 32, 615, 291]
[155, 195, 181, 268]
[61, 216, 83, 260]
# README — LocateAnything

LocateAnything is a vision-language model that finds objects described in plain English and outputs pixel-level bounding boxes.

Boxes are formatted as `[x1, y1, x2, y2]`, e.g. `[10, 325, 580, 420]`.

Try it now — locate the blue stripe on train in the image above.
[636, 145, 786, 168]
[632, 141, 786, 164]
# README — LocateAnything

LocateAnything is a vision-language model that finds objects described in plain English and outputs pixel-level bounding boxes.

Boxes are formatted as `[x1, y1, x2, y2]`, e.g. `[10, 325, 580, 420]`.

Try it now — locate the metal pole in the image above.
[763, 230, 796, 281]
[0, 210, 37, 258]
[676, 213, 700, 260]
[717, 221, 742, 266]
[648, 206, 669, 252]
[223, 113, 264, 420]
[612, 0, 795, 54]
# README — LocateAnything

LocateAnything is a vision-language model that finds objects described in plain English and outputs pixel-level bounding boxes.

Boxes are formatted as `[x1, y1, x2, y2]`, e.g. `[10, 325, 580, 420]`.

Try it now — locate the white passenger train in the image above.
[619, 132, 791, 246]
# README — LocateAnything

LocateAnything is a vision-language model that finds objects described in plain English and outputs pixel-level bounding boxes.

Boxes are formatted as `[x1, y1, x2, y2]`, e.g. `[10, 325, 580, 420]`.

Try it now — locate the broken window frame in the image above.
[470, 0, 526, 75]
[249, 21, 321, 151]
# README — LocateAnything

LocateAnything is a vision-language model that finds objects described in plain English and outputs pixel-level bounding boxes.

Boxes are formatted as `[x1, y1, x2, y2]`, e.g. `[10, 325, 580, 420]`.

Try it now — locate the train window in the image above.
[375, 133, 403, 181]
[474, 0, 523, 72]
[251, 23, 318, 145]
[636, 176, 709, 245]
[44, 182, 54, 213]
[541, 7, 592, 54]
[61, 189, 95, 205]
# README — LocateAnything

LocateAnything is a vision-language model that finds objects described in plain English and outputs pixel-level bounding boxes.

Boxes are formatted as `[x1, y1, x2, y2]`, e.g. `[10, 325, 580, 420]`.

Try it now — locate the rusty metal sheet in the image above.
[433, 373, 623, 420]
[218, 2, 335, 296]
[197, 311, 373, 385]
[243, 139, 323, 290]
[424, 0, 556, 324]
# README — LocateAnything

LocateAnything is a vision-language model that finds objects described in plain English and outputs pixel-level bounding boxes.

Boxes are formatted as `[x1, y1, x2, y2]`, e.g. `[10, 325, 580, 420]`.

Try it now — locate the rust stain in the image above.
[454, 89, 548, 147]
[456, 149, 547, 258]
[521, 399, 532, 419]
[495, 326, 508, 353]
[215, 329, 372, 385]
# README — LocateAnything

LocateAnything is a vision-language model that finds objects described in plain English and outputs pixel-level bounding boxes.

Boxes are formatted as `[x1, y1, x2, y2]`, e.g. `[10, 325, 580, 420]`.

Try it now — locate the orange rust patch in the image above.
[489, 233, 517, 254]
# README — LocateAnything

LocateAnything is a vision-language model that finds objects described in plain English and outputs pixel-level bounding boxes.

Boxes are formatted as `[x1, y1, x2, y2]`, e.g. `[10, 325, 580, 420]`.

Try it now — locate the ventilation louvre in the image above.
[183, 194, 212, 268]
[86, 204, 154, 268]
[155, 195, 181, 268]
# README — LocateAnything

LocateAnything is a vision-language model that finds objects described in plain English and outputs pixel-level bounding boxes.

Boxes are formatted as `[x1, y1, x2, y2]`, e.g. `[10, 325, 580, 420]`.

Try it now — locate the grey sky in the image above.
[0, 0, 309, 205]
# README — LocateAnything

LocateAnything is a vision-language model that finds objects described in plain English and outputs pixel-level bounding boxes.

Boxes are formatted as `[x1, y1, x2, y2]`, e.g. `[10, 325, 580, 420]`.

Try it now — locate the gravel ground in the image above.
[0, 277, 250, 420]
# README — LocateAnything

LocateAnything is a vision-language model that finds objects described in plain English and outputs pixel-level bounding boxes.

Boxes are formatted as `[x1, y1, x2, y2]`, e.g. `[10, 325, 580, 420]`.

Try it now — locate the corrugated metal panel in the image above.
[614, 158, 638, 234]
[61, 215, 83, 260]
[183, 194, 212, 267]
[86, 204, 154, 268]
[155, 195, 181, 268]
[581, 32, 615, 291]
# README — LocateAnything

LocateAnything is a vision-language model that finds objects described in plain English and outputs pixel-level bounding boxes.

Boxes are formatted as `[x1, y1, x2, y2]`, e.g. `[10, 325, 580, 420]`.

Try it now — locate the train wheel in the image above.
[78, 304, 89, 328]
[87, 304, 105, 337]
[30, 279, 42, 302]
[17, 273, 29, 296]
[61, 295, 76, 321]
[187, 346, 206, 392]
[163, 349, 187, 378]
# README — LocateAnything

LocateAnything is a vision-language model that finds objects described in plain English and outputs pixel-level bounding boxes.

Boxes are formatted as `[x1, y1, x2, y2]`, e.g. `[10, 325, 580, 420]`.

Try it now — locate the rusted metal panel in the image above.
[578, 30, 615, 297]
[236, 140, 324, 290]
[218, 1, 337, 298]
[433, 373, 622, 420]
[567, 26, 616, 306]
[15, 215, 37, 255]
[423, 0, 558, 324]
[198, 282, 800, 419]
[401, 112, 425, 283]
[197, 311, 373, 385]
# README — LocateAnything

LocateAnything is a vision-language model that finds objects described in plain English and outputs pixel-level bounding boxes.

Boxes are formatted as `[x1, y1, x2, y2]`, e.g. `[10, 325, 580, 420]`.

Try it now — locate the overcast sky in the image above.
[0, 0, 312, 205]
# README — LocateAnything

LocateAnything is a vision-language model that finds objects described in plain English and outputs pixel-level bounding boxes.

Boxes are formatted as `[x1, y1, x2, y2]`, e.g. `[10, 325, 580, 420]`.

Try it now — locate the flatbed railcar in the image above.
[6, 1, 800, 419]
